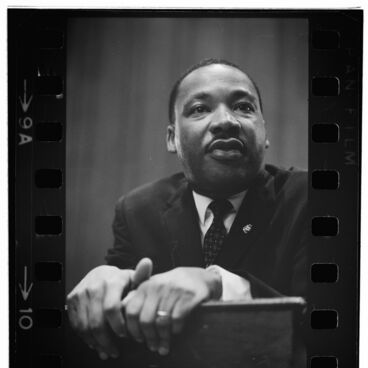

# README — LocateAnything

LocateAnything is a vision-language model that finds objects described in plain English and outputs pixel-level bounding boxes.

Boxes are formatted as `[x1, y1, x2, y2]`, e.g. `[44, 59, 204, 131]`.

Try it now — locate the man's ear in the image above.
[166, 124, 177, 153]
[263, 120, 270, 149]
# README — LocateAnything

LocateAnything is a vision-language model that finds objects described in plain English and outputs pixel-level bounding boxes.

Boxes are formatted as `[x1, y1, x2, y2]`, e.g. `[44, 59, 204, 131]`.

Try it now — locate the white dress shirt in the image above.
[192, 190, 253, 301]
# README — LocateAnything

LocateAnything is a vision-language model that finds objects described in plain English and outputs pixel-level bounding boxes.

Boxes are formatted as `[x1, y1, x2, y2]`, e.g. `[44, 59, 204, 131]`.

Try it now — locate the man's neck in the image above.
[189, 184, 246, 199]
[186, 166, 265, 199]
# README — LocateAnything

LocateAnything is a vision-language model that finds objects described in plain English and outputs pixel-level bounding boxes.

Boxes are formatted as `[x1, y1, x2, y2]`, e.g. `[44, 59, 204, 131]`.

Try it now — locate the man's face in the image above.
[167, 64, 268, 197]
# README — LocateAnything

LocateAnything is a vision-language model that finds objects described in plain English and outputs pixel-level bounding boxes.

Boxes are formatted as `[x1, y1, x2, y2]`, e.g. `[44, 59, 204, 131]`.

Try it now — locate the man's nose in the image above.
[209, 106, 240, 135]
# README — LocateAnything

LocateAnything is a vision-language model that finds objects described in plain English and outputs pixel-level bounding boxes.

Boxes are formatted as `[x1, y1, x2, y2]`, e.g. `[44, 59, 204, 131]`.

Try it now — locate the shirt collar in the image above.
[192, 190, 247, 226]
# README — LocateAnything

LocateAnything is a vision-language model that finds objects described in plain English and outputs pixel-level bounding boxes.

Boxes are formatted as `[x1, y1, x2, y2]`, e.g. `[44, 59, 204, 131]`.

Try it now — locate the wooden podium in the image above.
[66, 297, 306, 368]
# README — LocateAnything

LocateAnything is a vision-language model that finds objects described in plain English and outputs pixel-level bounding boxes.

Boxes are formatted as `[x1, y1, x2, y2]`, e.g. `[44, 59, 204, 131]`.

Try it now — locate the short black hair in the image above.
[168, 58, 263, 125]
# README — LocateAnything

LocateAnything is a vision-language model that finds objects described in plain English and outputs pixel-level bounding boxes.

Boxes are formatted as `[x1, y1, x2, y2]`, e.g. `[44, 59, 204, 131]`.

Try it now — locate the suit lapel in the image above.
[162, 180, 204, 268]
[214, 169, 277, 269]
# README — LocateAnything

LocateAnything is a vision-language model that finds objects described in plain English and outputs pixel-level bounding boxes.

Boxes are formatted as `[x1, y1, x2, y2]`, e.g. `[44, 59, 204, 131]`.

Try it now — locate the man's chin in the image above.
[182, 155, 263, 196]
[189, 170, 255, 197]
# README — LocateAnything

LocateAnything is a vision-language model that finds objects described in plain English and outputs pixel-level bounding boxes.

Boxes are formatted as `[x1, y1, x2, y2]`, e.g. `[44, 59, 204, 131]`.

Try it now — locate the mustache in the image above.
[207, 137, 246, 153]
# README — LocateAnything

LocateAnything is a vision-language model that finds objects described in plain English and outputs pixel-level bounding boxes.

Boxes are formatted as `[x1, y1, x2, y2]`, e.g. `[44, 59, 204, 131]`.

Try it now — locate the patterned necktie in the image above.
[203, 199, 233, 267]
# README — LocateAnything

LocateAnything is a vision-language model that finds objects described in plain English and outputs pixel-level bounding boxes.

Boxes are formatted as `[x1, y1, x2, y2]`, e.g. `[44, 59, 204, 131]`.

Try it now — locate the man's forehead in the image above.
[177, 64, 257, 101]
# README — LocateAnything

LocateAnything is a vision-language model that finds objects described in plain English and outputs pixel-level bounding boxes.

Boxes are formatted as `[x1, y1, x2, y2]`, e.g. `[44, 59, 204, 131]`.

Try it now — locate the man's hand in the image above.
[67, 258, 152, 359]
[121, 267, 222, 356]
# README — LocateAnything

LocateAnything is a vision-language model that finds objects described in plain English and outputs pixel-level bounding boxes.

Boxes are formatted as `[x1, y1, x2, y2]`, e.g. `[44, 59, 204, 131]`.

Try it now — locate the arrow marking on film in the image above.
[18, 79, 33, 113]
[18, 266, 33, 301]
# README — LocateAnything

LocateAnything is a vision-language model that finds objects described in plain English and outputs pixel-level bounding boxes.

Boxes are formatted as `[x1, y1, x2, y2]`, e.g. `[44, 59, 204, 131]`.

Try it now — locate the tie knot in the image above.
[208, 199, 233, 219]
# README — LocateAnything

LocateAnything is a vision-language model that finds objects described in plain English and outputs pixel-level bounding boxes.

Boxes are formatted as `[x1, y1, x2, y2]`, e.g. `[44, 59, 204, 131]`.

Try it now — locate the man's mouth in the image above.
[207, 138, 245, 160]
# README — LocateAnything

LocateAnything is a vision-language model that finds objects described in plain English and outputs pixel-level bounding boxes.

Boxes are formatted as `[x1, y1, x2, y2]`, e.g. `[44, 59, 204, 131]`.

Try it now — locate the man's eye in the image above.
[234, 102, 254, 113]
[190, 105, 209, 115]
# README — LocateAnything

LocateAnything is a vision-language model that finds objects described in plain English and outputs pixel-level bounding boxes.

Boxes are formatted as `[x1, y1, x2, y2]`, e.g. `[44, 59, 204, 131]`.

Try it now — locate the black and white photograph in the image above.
[65, 15, 308, 368]
[7, 6, 364, 368]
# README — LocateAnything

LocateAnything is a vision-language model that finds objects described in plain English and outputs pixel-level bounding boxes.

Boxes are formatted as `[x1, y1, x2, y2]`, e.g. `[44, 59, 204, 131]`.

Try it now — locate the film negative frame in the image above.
[8, 9, 362, 368]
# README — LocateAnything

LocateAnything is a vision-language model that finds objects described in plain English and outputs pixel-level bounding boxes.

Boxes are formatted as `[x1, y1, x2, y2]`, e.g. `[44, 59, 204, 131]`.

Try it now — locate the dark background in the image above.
[66, 17, 308, 292]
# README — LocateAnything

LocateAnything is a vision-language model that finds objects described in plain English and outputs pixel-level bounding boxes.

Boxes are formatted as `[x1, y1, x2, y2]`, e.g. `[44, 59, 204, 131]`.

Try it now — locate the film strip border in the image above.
[8, 10, 362, 368]
[9, 10, 66, 368]
[308, 12, 362, 368]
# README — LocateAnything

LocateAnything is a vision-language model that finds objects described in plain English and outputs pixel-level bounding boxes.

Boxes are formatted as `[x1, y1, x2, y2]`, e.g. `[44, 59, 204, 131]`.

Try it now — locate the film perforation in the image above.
[312, 170, 339, 190]
[35, 262, 62, 282]
[312, 123, 340, 143]
[35, 122, 63, 142]
[310, 310, 338, 330]
[35, 216, 63, 236]
[311, 217, 339, 237]
[35, 169, 63, 188]
[32, 354, 62, 368]
[312, 77, 340, 96]
[34, 308, 62, 328]
[36, 75, 63, 96]
[36, 29, 64, 49]
[311, 263, 339, 283]
[310, 356, 338, 368]
[312, 30, 340, 50]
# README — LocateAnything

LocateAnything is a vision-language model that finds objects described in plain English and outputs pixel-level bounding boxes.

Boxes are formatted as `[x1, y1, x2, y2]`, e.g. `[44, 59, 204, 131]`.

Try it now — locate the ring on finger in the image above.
[156, 310, 171, 323]
[157, 310, 170, 318]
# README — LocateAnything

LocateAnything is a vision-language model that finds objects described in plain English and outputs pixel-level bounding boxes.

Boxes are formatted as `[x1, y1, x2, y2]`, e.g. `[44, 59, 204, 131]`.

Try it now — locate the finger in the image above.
[104, 282, 130, 338]
[121, 289, 137, 309]
[87, 285, 119, 358]
[155, 291, 181, 356]
[67, 292, 98, 350]
[75, 297, 99, 349]
[132, 258, 153, 288]
[67, 291, 84, 331]
[139, 289, 161, 352]
[171, 294, 197, 335]
[124, 290, 145, 343]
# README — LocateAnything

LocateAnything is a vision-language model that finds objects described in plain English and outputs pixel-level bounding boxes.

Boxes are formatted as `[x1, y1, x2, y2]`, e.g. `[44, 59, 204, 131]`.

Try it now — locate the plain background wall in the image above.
[66, 17, 308, 292]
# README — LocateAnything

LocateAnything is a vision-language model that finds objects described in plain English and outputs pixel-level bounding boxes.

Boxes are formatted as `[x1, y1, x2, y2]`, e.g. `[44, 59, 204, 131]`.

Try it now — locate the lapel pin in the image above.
[242, 224, 253, 234]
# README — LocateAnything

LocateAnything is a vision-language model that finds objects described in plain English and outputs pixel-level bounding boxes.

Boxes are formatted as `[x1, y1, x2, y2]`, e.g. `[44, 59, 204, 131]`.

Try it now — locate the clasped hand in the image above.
[67, 259, 222, 359]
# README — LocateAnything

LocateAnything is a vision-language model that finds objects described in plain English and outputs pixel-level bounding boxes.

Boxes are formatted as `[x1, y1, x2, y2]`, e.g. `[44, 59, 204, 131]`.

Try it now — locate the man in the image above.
[67, 59, 307, 361]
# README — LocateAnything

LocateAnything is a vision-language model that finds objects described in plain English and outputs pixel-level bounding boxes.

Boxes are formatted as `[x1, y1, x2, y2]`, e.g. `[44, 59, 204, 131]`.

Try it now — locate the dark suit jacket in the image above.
[105, 164, 308, 298]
